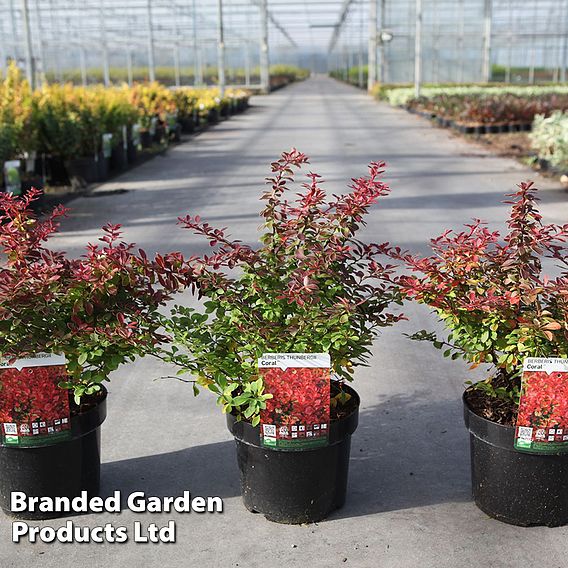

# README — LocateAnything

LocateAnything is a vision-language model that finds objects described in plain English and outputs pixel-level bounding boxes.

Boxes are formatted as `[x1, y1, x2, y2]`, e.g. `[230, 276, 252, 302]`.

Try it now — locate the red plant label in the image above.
[0, 354, 71, 447]
[515, 358, 568, 454]
[259, 353, 331, 450]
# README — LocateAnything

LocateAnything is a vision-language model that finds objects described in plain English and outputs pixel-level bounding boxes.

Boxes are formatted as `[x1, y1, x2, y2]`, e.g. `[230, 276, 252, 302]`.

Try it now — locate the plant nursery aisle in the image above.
[3, 76, 568, 568]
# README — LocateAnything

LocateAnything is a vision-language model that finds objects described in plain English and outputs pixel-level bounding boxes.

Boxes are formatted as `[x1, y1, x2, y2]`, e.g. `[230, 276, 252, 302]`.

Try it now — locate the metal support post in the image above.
[367, 0, 377, 91]
[414, 0, 422, 97]
[259, 0, 270, 94]
[217, 0, 226, 97]
[147, 0, 156, 82]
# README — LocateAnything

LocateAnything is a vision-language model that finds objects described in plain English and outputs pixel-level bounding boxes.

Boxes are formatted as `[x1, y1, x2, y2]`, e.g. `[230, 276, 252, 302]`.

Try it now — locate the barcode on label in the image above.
[262, 424, 276, 438]
[3, 423, 17, 435]
[518, 426, 533, 440]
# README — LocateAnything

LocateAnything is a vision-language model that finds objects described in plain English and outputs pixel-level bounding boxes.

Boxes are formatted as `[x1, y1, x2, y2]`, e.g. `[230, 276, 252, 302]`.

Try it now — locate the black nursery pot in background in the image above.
[227, 384, 360, 524]
[110, 145, 127, 172]
[179, 117, 195, 134]
[0, 389, 108, 520]
[140, 130, 152, 149]
[464, 393, 568, 527]
[127, 141, 138, 164]
[65, 156, 99, 185]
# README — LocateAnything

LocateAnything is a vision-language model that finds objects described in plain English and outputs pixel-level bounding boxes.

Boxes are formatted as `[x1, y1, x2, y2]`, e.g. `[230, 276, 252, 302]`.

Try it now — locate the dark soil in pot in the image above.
[227, 382, 359, 524]
[464, 389, 568, 527]
[0, 388, 108, 520]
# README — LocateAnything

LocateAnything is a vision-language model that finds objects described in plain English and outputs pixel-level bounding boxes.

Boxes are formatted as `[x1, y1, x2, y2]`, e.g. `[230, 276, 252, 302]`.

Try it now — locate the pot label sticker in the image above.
[515, 357, 568, 454]
[259, 353, 330, 450]
[4, 159, 21, 195]
[0, 354, 72, 447]
[102, 133, 113, 159]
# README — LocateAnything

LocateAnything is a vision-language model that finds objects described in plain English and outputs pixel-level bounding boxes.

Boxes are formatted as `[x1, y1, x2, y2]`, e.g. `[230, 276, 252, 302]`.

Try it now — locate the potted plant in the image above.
[396, 182, 568, 526]
[157, 150, 403, 524]
[172, 89, 198, 134]
[0, 189, 188, 520]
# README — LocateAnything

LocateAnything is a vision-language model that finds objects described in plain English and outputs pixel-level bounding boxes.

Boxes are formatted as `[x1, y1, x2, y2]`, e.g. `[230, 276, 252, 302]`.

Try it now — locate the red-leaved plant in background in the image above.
[157, 149, 403, 426]
[0, 188, 190, 404]
[394, 182, 568, 425]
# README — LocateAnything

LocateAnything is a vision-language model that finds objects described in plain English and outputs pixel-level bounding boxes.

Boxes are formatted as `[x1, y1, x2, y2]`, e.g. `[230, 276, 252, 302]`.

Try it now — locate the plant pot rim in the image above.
[462, 387, 512, 432]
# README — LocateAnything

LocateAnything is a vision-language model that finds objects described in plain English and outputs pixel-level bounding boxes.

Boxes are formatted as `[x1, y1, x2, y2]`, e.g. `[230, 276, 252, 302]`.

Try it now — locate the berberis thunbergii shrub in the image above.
[395, 183, 568, 425]
[158, 149, 403, 425]
[0, 188, 188, 404]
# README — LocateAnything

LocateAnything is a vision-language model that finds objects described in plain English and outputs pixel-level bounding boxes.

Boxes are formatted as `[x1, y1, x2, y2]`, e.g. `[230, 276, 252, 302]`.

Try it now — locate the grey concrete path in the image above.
[2, 76, 568, 568]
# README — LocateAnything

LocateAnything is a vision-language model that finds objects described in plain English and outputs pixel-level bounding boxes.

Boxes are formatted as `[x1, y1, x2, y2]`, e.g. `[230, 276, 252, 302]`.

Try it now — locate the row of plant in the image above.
[0, 150, 566, 528]
[406, 92, 568, 129]
[364, 84, 568, 138]
[330, 65, 562, 91]
[373, 83, 568, 107]
[329, 71, 494, 94]
[530, 111, 568, 171]
[45, 64, 309, 89]
[0, 63, 251, 189]
[329, 66, 368, 87]
[491, 64, 563, 83]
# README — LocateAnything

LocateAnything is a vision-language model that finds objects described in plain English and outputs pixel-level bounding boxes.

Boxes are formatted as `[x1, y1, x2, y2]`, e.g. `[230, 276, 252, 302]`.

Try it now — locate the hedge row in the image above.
[0, 63, 250, 183]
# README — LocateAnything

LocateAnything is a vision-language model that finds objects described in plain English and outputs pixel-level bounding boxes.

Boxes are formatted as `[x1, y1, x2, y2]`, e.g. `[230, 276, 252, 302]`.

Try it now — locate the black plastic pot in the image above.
[227, 384, 360, 524]
[169, 123, 182, 143]
[153, 125, 166, 144]
[180, 117, 195, 134]
[0, 389, 107, 520]
[65, 156, 99, 185]
[98, 155, 110, 182]
[44, 156, 70, 185]
[140, 131, 152, 149]
[110, 145, 127, 172]
[208, 109, 220, 124]
[464, 393, 568, 527]
[127, 141, 138, 164]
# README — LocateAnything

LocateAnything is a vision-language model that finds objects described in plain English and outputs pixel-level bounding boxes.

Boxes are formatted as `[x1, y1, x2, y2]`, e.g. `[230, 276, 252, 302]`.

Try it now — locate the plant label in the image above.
[122, 125, 128, 151]
[3, 160, 21, 195]
[132, 124, 142, 148]
[515, 357, 568, 454]
[0, 354, 72, 447]
[259, 353, 330, 450]
[102, 133, 113, 159]
[149, 117, 158, 137]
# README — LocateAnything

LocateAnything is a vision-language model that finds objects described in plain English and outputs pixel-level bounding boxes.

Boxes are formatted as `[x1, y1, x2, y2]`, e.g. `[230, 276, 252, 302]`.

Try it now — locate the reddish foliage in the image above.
[0, 187, 191, 396]
[393, 181, 568, 406]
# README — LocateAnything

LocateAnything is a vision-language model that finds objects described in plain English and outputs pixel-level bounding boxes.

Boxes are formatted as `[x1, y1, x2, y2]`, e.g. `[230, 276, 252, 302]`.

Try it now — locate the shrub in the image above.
[530, 111, 568, 168]
[0, 189, 189, 402]
[157, 150, 403, 425]
[396, 183, 568, 425]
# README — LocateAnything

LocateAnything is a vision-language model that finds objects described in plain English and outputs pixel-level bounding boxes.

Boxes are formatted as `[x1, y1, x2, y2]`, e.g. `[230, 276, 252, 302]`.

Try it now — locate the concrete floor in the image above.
[2, 76, 568, 568]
